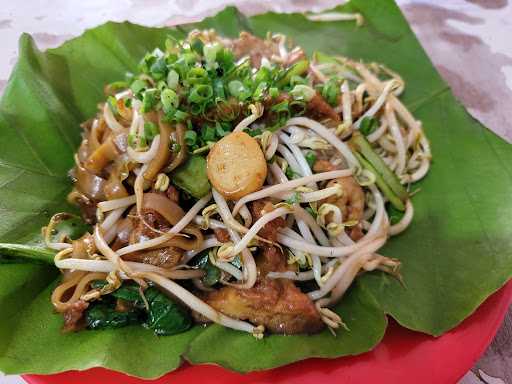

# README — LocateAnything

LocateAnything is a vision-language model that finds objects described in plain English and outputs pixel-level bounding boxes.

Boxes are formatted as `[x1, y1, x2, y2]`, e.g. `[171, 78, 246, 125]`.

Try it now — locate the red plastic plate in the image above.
[24, 281, 512, 384]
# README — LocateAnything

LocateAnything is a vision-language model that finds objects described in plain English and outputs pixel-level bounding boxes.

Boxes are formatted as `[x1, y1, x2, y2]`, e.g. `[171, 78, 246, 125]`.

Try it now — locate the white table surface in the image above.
[0, 1, 511, 383]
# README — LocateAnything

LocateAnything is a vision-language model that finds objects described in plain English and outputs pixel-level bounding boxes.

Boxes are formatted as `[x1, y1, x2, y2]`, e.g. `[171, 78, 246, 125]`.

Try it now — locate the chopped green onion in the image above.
[139, 52, 157, 74]
[290, 84, 316, 102]
[156, 80, 167, 91]
[228, 80, 248, 99]
[277, 59, 309, 87]
[141, 89, 159, 112]
[184, 130, 198, 146]
[203, 42, 222, 69]
[165, 52, 178, 65]
[201, 125, 216, 142]
[189, 103, 206, 116]
[252, 82, 268, 100]
[321, 78, 340, 106]
[125, 72, 135, 82]
[182, 52, 198, 65]
[229, 59, 251, 81]
[213, 79, 225, 99]
[271, 100, 290, 114]
[174, 110, 188, 122]
[188, 84, 213, 104]
[215, 121, 230, 137]
[130, 79, 147, 96]
[216, 48, 235, 74]
[161, 88, 179, 112]
[289, 99, 307, 116]
[172, 57, 190, 79]
[186, 67, 208, 85]
[167, 69, 179, 89]
[150, 57, 168, 80]
[290, 75, 307, 86]
[254, 66, 271, 83]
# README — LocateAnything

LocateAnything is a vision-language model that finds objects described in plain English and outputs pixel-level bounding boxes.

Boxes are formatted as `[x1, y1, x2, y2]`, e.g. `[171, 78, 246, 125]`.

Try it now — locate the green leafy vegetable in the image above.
[191, 251, 221, 287]
[202, 263, 221, 286]
[91, 280, 143, 303]
[88, 282, 192, 335]
[85, 303, 141, 330]
[170, 155, 211, 198]
[143, 287, 192, 336]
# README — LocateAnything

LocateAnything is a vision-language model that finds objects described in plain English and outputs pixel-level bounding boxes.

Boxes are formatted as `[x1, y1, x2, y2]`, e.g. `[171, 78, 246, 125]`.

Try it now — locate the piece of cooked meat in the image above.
[75, 196, 97, 224]
[122, 246, 183, 268]
[307, 92, 341, 122]
[249, 199, 286, 242]
[165, 185, 180, 203]
[62, 300, 89, 333]
[231, 31, 277, 67]
[122, 209, 183, 268]
[213, 228, 231, 243]
[199, 246, 324, 334]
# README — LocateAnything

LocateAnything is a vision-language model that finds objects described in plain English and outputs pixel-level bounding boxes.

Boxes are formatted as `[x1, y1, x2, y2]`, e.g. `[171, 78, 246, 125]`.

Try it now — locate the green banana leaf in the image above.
[0, 0, 511, 378]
